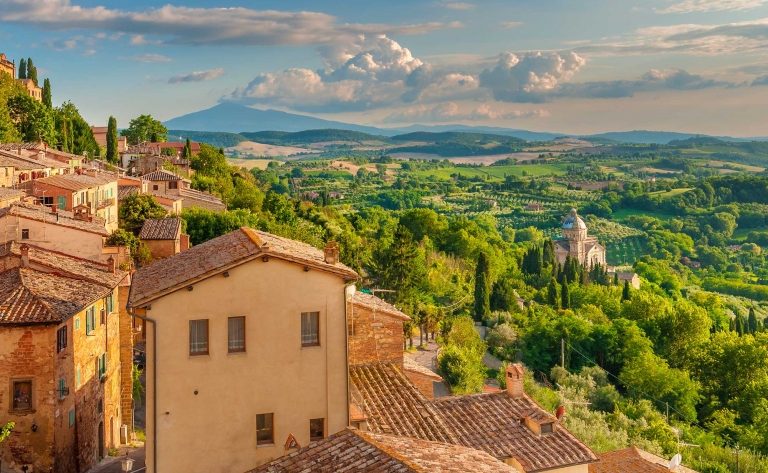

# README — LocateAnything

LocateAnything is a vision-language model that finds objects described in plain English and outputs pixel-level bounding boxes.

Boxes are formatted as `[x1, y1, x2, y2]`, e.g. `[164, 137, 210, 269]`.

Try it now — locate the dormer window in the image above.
[540, 422, 554, 434]
[520, 409, 558, 436]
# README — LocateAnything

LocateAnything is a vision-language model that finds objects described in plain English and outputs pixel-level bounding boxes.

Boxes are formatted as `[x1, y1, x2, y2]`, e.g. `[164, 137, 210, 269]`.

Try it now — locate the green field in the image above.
[612, 209, 675, 221]
[411, 163, 568, 180]
[733, 226, 768, 240]
[647, 188, 694, 198]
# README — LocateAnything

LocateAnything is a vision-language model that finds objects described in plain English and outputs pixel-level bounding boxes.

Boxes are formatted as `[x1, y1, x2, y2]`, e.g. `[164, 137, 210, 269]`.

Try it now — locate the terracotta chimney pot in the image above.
[324, 241, 340, 265]
[506, 363, 525, 399]
[107, 256, 116, 274]
[20, 243, 30, 267]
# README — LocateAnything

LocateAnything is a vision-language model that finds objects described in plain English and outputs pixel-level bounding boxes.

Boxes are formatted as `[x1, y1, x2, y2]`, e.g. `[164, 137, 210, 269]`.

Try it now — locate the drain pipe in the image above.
[128, 309, 157, 473]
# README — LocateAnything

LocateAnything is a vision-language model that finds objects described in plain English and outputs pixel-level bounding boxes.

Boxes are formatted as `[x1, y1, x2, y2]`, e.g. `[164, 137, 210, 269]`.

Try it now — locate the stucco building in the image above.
[142, 169, 225, 212]
[554, 209, 606, 268]
[19, 79, 42, 102]
[90, 127, 128, 153]
[0, 243, 128, 473]
[29, 173, 119, 232]
[127, 228, 358, 473]
[0, 53, 16, 78]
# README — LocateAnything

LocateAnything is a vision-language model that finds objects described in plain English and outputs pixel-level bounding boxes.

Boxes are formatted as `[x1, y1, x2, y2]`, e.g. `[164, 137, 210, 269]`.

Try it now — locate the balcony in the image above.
[96, 197, 116, 210]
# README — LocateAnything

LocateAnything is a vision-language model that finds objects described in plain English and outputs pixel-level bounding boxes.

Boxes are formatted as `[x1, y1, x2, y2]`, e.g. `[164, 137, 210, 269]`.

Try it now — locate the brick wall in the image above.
[143, 239, 179, 260]
[404, 370, 437, 399]
[347, 302, 404, 368]
[118, 285, 134, 431]
[0, 325, 57, 473]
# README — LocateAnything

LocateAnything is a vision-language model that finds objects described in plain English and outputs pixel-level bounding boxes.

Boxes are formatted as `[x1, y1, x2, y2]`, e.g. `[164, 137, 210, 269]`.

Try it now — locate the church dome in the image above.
[562, 208, 587, 230]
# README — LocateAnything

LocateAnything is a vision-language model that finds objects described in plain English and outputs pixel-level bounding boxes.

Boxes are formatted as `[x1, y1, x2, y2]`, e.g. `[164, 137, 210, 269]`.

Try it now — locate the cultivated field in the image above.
[227, 141, 318, 157]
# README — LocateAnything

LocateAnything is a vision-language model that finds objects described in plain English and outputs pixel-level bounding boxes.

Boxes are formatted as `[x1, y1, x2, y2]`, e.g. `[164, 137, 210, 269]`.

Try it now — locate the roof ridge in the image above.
[353, 430, 419, 472]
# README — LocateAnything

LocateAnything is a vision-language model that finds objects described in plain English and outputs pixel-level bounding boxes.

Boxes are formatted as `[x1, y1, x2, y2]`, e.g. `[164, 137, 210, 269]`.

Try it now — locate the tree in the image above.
[735, 315, 745, 337]
[561, 277, 571, 309]
[42, 78, 52, 108]
[748, 307, 758, 334]
[54, 101, 99, 155]
[184, 137, 193, 158]
[622, 280, 631, 301]
[26, 58, 38, 86]
[105, 228, 140, 255]
[376, 163, 387, 176]
[121, 114, 168, 145]
[378, 225, 425, 304]
[106, 116, 118, 163]
[118, 194, 167, 234]
[18, 58, 26, 79]
[547, 278, 560, 309]
[474, 252, 492, 321]
[7, 94, 55, 143]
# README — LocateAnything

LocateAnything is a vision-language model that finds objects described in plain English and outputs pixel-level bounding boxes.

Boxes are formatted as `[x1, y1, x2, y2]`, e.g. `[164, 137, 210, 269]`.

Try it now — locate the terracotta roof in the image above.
[403, 356, 443, 381]
[0, 151, 46, 170]
[590, 447, 699, 473]
[431, 392, 598, 472]
[36, 173, 115, 191]
[350, 292, 411, 320]
[0, 188, 25, 201]
[0, 267, 112, 324]
[179, 187, 225, 206]
[118, 186, 140, 200]
[0, 142, 44, 151]
[142, 169, 187, 182]
[139, 218, 181, 240]
[249, 428, 519, 473]
[91, 127, 108, 134]
[349, 363, 456, 444]
[128, 227, 357, 307]
[0, 242, 126, 288]
[8, 152, 70, 170]
[0, 202, 109, 236]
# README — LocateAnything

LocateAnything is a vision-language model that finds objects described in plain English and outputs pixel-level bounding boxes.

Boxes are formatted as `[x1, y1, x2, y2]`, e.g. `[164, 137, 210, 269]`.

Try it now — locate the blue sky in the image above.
[1, 0, 767, 135]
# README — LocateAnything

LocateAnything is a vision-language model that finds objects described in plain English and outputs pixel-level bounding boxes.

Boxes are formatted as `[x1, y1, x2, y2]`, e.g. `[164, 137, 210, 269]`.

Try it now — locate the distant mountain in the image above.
[241, 129, 389, 145]
[164, 103, 768, 145]
[164, 102, 389, 135]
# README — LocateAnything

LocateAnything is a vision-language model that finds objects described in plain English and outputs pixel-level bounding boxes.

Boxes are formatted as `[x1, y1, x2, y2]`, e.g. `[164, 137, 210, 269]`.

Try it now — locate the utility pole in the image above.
[561, 338, 565, 369]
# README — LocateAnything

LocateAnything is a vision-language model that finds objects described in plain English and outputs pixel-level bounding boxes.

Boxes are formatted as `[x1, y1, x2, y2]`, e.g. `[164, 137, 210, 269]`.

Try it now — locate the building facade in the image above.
[0, 53, 15, 78]
[127, 229, 358, 473]
[554, 209, 606, 268]
[30, 173, 119, 232]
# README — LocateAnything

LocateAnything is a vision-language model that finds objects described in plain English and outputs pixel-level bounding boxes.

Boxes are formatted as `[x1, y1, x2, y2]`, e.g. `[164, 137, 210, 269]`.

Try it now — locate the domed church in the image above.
[554, 209, 606, 267]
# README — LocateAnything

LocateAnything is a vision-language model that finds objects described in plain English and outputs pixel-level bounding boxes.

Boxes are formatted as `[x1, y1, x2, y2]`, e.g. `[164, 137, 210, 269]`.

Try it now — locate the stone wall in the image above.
[403, 370, 437, 399]
[118, 285, 135, 432]
[143, 239, 179, 260]
[347, 302, 404, 368]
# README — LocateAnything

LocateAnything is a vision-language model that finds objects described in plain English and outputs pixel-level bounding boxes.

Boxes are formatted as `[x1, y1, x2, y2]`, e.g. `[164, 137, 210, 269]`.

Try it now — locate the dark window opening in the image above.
[310, 418, 324, 442]
[257, 413, 274, 445]
[301, 312, 320, 347]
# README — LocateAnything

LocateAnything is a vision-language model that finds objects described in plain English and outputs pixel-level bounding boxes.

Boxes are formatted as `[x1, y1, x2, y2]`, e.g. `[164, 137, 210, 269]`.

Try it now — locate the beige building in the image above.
[554, 209, 606, 268]
[30, 173, 119, 232]
[19, 79, 42, 102]
[0, 188, 25, 208]
[142, 169, 225, 212]
[91, 126, 128, 153]
[127, 228, 358, 473]
[0, 243, 128, 473]
[0, 202, 117, 262]
[0, 53, 15, 78]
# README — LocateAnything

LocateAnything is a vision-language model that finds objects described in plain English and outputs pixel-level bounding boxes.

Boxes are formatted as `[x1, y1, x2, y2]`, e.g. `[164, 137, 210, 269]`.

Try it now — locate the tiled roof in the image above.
[139, 218, 181, 240]
[179, 187, 225, 206]
[349, 363, 456, 444]
[590, 447, 699, 473]
[403, 356, 443, 381]
[249, 428, 520, 473]
[431, 392, 598, 472]
[0, 242, 126, 288]
[118, 186, 140, 200]
[142, 169, 186, 182]
[351, 292, 411, 320]
[128, 227, 357, 306]
[0, 202, 109, 236]
[0, 150, 48, 170]
[0, 267, 112, 324]
[0, 188, 25, 201]
[0, 142, 44, 151]
[36, 173, 115, 191]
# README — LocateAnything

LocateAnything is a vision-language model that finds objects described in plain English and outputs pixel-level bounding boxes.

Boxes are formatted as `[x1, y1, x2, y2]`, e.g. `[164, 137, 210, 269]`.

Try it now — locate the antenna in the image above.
[669, 453, 681, 471]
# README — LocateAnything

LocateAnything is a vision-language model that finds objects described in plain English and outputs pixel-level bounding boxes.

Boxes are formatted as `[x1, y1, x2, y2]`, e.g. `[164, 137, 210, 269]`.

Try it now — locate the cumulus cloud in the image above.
[383, 102, 549, 123]
[657, 0, 768, 13]
[0, 0, 460, 46]
[479, 51, 586, 102]
[578, 18, 768, 56]
[122, 53, 171, 63]
[169, 68, 225, 84]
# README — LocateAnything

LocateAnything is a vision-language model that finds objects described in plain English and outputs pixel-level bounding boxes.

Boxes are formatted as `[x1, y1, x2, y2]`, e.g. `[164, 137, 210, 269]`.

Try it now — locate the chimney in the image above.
[107, 256, 116, 274]
[506, 363, 525, 399]
[50, 204, 57, 213]
[324, 241, 340, 265]
[20, 243, 29, 267]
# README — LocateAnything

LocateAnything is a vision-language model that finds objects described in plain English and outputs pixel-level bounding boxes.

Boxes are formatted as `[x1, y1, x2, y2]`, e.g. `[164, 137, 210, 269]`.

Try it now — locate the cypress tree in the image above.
[106, 116, 118, 163]
[474, 252, 492, 322]
[547, 278, 560, 309]
[729, 317, 736, 332]
[748, 307, 758, 334]
[561, 276, 570, 309]
[184, 137, 192, 158]
[42, 78, 52, 108]
[150, 131, 159, 143]
[27, 58, 37, 86]
[18, 58, 26, 79]
[613, 272, 619, 286]
[542, 239, 555, 267]
[622, 280, 631, 301]
[736, 315, 745, 337]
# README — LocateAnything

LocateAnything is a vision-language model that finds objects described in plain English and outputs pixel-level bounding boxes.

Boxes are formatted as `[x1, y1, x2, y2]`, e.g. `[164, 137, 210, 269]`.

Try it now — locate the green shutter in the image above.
[75, 317, 80, 330]
[69, 409, 75, 427]
[59, 378, 65, 398]
[76, 369, 81, 387]
[85, 308, 91, 333]
[57, 195, 65, 210]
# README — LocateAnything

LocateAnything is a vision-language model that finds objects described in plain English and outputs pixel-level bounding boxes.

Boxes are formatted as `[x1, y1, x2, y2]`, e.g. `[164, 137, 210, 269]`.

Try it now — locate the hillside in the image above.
[241, 129, 388, 145]
[163, 102, 388, 135]
[391, 131, 526, 144]
[167, 130, 248, 148]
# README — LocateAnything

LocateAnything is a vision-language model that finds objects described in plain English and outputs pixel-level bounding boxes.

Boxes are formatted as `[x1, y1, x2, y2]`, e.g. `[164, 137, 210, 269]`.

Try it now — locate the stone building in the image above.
[18, 79, 42, 102]
[142, 169, 225, 212]
[0, 243, 128, 473]
[138, 217, 189, 260]
[554, 209, 606, 268]
[0, 53, 16, 78]
[127, 229, 358, 473]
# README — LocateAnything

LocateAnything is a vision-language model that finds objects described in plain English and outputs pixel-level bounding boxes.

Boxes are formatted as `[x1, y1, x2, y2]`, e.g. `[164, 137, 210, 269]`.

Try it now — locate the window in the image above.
[74, 317, 80, 330]
[57, 196, 66, 210]
[43, 196, 53, 206]
[85, 307, 95, 334]
[97, 353, 107, 378]
[310, 418, 324, 442]
[59, 378, 67, 399]
[169, 181, 178, 189]
[69, 409, 75, 427]
[540, 422, 554, 434]
[12, 380, 33, 411]
[76, 369, 81, 387]
[57, 326, 68, 353]
[152, 184, 158, 191]
[21, 229, 29, 239]
[228, 317, 245, 353]
[105, 294, 114, 314]
[97, 399, 103, 414]
[301, 312, 320, 347]
[256, 413, 274, 445]
[189, 320, 209, 356]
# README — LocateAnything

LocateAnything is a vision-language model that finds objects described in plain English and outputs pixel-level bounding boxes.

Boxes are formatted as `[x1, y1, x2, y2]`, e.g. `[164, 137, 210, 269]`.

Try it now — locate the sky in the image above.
[1, 0, 768, 136]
